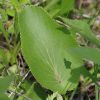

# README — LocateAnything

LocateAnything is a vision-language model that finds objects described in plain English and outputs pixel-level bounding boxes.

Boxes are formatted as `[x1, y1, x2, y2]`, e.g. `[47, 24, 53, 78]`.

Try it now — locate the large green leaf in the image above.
[19, 6, 83, 94]
[61, 18, 100, 47]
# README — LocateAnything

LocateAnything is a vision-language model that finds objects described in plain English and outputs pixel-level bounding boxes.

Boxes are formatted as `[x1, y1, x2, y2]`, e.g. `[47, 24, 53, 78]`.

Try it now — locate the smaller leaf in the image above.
[0, 75, 13, 91]
[68, 47, 100, 65]
[45, 0, 75, 17]
[60, 0, 75, 14]
[56, 94, 63, 100]
[0, 63, 4, 69]
[61, 17, 100, 47]
[8, 24, 14, 34]
[46, 92, 63, 100]
[18, 82, 47, 100]
[8, 64, 18, 74]
[19, 0, 30, 5]
[45, 0, 61, 17]
[6, 8, 15, 17]
[45, 0, 59, 11]
[0, 9, 8, 22]
[11, 0, 19, 7]
[0, 49, 11, 65]
[0, 21, 4, 32]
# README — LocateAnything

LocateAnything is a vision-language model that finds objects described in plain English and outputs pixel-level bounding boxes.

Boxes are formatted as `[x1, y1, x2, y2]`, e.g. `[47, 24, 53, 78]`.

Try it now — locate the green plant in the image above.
[0, 0, 100, 100]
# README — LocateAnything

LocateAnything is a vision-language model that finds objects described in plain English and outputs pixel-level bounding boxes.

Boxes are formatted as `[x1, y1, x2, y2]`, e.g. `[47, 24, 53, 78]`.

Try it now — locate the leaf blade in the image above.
[19, 6, 82, 94]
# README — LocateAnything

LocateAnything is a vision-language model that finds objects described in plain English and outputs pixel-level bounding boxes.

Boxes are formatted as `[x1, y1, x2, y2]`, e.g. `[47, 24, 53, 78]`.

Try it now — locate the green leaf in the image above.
[0, 0, 3, 4]
[18, 82, 47, 100]
[0, 75, 13, 91]
[26, 83, 47, 100]
[0, 63, 4, 69]
[46, 92, 63, 100]
[0, 93, 9, 100]
[68, 47, 100, 65]
[11, 0, 19, 7]
[6, 9, 15, 17]
[0, 8, 8, 22]
[19, 0, 30, 5]
[45, 0, 59, 11]
[61, 18, 100, 47]
[60, 0, 75, 14]
[19, 6, 83, 94]
[45, 0, 61, 17]
[45, 0, 75, 17]
[0, 49, 11, 65]
[11, 0, 20, 12]
[8, 24, 14, 34]
[14, 12, 20, 34]
[0, 21, 4, 32]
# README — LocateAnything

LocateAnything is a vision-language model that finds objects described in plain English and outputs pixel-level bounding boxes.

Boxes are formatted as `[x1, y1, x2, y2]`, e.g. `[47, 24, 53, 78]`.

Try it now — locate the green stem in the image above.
[64, 95, 68, 100]
[95, 84, 99, 100]
[69, 87, 77, 100]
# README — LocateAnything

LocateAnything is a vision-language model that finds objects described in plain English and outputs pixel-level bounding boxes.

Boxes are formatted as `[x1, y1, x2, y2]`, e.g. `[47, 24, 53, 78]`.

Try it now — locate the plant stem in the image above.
[95, 84, 99, 100]
[69, 87, 77, 100]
